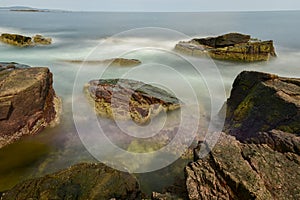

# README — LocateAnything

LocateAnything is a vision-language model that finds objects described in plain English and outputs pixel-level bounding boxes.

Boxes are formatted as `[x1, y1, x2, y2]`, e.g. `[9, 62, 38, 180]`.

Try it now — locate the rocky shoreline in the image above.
[1, 69, 299, 199]
[0, 31, 299, 200]
[150, 71, 300, 200]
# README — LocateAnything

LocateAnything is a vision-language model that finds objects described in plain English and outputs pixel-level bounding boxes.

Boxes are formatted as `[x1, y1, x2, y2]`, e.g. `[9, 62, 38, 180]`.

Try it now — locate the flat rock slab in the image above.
[0, 163, 141, 200]
[175, 33, 277, 62]
[86, 79, 181, 124]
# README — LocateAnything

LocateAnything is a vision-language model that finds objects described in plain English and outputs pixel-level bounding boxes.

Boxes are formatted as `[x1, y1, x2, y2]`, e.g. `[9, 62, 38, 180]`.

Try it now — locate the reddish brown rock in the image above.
[186, 133, 300, 200]
[85, 79, 180, 124]
[0, 65, 61, 148]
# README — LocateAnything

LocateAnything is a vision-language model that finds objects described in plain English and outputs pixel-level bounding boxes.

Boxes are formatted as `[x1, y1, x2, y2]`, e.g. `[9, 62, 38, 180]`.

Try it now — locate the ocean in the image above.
[0, 10, 300, 193]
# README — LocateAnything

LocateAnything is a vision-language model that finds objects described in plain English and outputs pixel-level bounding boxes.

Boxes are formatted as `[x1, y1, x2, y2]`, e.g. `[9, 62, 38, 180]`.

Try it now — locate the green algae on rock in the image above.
[224, 71, 300, 138]
[85, 79, 181, 124]
[0, 163, 141, 200]
[0, 64, 61, 148]
[175, 33, 277, 62]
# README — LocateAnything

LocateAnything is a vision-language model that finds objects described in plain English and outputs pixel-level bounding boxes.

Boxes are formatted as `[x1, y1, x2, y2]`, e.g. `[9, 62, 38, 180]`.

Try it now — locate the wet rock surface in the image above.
[0, 64, 60, 148]
[85, 79, 181, 124]
[0, 163, 141, 200]
[0, 33, 52, 47]
[175, 33, 277, 62]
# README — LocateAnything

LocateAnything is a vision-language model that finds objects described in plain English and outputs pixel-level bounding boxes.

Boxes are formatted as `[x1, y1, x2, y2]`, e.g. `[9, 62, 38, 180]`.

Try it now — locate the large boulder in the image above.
[175, 33, 277, 62]
[0, 163, 141, 200]
[224, 71, 300, 140]
[85, 79, 181, 124]
[0, 33, 52, 47]
[0, 64, 61, 148]
[186, 133, 300, 200]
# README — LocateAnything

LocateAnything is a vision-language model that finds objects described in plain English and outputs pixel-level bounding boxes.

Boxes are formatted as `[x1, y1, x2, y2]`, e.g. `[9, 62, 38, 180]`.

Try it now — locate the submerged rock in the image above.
[85, 79, 181, 124]
[62, 58, 142, 67]
[0, 65, 61, 148]
[224, 71, 300, 138]
[0, 62, 30, 71]
[0, 163, 141, 200]
[186, 133, 300, 200]
[0, 33, 52, 47]
[175, 33, 277, 62]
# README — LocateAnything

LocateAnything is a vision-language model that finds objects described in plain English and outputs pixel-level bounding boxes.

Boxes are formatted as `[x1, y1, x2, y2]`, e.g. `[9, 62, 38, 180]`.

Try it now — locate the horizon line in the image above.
[1, 5, 300, 13]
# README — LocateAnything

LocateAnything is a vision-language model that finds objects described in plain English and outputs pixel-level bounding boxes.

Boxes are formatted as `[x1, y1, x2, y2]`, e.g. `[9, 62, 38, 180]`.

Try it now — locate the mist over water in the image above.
[0, 10, 300, 193]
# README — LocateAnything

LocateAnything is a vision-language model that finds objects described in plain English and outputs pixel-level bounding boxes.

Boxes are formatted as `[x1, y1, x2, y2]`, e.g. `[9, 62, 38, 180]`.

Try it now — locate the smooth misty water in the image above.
[0, 10, 300, 194]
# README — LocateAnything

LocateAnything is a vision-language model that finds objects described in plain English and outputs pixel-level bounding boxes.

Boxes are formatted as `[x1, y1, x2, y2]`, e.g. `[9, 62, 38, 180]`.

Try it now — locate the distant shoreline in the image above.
[10, 9, 48, 12]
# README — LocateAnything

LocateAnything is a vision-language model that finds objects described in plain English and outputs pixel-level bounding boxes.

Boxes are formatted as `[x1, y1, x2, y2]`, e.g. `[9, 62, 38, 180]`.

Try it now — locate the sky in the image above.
[1, 0, 300, 12]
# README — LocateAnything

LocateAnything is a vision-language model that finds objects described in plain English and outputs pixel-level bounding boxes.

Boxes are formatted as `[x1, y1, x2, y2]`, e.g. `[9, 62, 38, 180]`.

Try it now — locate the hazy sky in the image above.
[1, 0, 300, 12]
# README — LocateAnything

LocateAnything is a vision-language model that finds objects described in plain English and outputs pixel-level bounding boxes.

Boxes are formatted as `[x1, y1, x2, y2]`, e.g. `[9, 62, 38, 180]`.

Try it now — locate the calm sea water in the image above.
[0, 10, 300, 193]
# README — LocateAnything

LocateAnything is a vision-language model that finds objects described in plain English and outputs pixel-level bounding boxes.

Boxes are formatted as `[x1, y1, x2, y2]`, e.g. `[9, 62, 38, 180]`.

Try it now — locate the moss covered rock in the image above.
[224, 71, 300, 139]
[0, 163, 141, 200]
